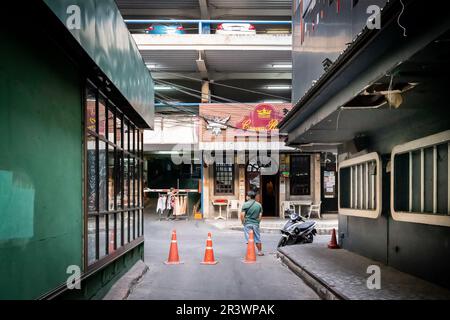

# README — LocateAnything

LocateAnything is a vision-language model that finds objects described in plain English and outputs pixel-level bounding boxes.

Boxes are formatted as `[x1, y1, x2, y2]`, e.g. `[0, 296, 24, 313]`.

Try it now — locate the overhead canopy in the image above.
[43, 0, 154, 128]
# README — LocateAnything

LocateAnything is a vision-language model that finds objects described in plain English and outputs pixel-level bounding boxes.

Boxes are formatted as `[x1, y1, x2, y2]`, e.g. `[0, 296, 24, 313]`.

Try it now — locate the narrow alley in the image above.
[121, 213, 321, 300]
[2, 0, 450, 312]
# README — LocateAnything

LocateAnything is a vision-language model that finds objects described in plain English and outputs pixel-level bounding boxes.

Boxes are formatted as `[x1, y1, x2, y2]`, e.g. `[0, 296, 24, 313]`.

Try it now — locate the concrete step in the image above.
[277, 244, 450, 300]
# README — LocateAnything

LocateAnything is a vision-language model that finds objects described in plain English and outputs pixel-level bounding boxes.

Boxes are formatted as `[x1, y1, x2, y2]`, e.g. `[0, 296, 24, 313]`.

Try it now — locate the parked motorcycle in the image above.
[277, 209, 317, 247]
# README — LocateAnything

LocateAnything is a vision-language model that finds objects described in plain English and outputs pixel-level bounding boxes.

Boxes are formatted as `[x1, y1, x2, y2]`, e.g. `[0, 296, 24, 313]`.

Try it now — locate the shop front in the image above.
[198, 103, 329, 219]
[0, 1, 154, 299]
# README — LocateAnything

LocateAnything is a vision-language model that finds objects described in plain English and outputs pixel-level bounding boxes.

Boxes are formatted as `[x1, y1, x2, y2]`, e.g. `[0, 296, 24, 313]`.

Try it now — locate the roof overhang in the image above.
[279, 0, 450, 149]
[43, 0, 154, 128]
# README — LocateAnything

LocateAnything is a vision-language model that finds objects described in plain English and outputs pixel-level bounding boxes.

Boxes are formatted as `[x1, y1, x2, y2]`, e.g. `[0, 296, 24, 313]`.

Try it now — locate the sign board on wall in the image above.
[199, 103, 292, 143]
[323, 171, 336, 198]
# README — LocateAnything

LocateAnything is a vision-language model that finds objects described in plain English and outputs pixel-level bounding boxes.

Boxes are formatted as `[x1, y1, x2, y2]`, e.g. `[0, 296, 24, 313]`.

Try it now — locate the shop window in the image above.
[391, 130, 450, 227]
[181, 164, 201, 179]
[85, 81, 144, 269]
[290, 155, 311, 195]
[338, 152, 382, 219]
[214, 163, 234, 195]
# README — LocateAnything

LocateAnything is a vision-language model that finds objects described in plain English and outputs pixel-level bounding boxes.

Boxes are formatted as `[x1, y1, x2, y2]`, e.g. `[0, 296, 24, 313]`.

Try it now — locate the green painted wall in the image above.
[0, 25, 83, 299]
[59, 244, 144, 300]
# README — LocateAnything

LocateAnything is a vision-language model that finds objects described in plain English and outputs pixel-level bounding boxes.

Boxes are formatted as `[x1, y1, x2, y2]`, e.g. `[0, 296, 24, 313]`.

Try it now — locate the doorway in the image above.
[320, 153, 338, 213]
[261, 174, 279, 217]
[246, 157, 279, 217]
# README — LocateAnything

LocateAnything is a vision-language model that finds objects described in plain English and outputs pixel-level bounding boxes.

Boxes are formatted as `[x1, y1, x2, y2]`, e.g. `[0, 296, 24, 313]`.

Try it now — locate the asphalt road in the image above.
[126, 214, 321, 300]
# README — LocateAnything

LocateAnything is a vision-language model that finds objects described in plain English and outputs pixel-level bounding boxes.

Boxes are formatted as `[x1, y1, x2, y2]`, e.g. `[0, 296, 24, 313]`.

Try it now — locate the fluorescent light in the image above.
[146, 63, 157, 69]
[262, 100, 287, 104]
[272, 64, 292, 69]
[154, 85, 173, 91]
[153, 151, 183, 155]
[265, 85, 292, 90]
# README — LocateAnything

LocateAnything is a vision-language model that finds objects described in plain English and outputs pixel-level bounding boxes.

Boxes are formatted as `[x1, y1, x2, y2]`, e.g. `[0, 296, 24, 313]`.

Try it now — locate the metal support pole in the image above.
[433, 145, 437, 214]
[409, 151, 413, 212]
[201, 156, 204, 215]
[350, 166, 353, 208]
[365, 162, 369, 210]
[420, 149, 424, 212]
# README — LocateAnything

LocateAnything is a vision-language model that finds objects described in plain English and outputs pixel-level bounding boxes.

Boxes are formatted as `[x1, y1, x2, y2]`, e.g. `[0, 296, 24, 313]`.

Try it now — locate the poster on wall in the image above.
[323, 171, 336, 198]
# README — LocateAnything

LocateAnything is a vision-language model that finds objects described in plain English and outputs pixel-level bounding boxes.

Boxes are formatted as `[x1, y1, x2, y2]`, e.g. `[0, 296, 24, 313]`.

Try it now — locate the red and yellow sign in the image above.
[199, 103, 292, 142]
[237, 104, 284, 131]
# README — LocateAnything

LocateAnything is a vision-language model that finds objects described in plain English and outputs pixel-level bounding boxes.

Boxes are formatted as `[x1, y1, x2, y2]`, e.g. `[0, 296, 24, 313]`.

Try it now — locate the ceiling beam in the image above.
[198, 0, 210, 20]
[119, 8, 291, 18]
[211, 8, 291, 18]
[133, 34, 292, 51]
[151, 72, 292, 81]
[132, 34, 292, 51]
[120, 9, 200, 19]
[196, 50, 209, 80]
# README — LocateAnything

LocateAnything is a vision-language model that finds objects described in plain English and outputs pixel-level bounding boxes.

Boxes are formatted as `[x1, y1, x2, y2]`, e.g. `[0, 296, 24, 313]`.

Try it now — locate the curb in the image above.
[276, 249, 347, 300]
[102, 260, 149, 300]
[229, 226, 336, 235]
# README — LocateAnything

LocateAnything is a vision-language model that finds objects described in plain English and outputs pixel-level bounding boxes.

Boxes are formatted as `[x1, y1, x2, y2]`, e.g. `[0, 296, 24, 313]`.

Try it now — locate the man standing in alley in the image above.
[240, 191, 264, 256]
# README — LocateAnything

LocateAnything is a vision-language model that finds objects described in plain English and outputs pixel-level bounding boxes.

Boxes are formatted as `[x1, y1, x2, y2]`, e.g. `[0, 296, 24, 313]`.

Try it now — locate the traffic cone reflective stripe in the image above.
[328, 228, 340, 249]
[165, 230, 183, 264]
[243, 230, 257, 263]
[201, 232, 218, 265]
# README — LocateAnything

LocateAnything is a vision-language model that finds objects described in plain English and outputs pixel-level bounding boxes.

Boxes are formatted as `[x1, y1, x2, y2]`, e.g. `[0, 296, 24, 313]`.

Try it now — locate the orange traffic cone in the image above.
[243, 230, 257, 264]
[164, 230, 183, 264]
[328, 228, 340, 249]
[201, 232, 218, 265]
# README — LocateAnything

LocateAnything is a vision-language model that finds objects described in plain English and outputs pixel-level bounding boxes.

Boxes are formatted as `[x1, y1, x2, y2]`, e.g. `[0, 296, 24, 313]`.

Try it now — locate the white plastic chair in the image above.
[227, 200, 241, 219]
[307, 202, 322, 219]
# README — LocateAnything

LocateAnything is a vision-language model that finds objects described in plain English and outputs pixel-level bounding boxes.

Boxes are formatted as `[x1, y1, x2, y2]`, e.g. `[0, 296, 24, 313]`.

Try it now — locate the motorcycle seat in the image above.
[299, 221, 315, 230]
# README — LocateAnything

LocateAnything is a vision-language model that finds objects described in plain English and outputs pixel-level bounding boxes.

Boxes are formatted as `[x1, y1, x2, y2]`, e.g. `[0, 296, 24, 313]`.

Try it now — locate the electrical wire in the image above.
[156, 91, 260, 132]
[155, 78, 280, 112]
[153, 71, 290, 100]
[155, 78, 259, 109]
[398, 0, 407, 37]
[155, 93, 254, 132]
[336, 107, 343, 131]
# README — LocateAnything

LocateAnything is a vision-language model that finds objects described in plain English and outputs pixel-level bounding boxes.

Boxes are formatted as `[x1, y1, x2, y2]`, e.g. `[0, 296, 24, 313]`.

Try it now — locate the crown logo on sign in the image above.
[256, 108, 272, 118]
